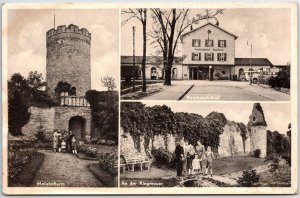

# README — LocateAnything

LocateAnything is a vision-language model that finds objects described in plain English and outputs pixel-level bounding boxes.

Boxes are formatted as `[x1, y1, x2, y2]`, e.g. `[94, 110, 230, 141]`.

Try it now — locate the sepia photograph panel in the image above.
[120, 8, 291, 101]
[5, 8, 119, 188]
[120, 101, 291, 188]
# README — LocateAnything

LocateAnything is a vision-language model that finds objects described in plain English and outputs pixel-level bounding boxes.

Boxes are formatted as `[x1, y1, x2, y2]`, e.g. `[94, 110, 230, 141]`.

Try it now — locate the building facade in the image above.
[121, 23, 278, 81]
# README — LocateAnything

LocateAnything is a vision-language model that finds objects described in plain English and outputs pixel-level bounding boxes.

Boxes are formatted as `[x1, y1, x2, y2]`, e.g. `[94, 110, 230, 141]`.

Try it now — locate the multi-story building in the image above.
[121, 22, 277, 81]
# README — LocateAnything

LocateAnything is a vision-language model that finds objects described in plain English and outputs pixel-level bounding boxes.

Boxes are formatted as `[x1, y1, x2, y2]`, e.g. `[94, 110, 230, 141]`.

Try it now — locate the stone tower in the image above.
[248, 103, 268, 158]
[46, 24, 91, 97]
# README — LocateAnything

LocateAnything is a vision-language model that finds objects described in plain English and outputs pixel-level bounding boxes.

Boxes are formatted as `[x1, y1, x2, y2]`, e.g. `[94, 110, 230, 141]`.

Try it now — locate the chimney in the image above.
[216, 21, 219, 27]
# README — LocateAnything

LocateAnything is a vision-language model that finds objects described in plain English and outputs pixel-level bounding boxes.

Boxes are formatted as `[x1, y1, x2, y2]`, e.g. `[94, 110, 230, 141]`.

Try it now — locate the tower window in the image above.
[253, 116, 256, 121]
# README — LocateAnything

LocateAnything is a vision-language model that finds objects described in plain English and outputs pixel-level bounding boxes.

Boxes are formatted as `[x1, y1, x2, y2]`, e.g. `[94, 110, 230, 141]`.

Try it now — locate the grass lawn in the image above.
[212, 156, 265, 175]
[259, 164, 291, 187]
[84, 143, 117, 153]
[88, 164, 118, 187]
[121, 156, 266, 180]
[121, 80, 163, 90]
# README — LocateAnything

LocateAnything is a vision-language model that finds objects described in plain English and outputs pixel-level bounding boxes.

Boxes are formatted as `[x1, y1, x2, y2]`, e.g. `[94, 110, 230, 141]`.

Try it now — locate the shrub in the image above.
[76, 144, 117, 175]
[8, 147, 37, 182]
[151, 148, 176, 168]
[237, 166, 260, 187]
[35, 125, 46, 143]
[282, 155, 291, 167]
[253, 149, 261, 158]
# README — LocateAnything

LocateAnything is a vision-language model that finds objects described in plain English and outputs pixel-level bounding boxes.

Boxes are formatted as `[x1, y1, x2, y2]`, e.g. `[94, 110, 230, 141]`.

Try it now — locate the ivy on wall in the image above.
[121, 102, 228, 149]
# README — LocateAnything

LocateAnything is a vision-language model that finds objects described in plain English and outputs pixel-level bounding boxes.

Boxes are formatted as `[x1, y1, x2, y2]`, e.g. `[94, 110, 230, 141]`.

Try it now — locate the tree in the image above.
[122, 9, 147, 92]
[8, 91, 31, 136]
[150, 9, 223, 85]
[101, 76, 117, 91]
[27, 71, 47, 91]
[237, 166, 259, 187]
[54, 81, 74, 97]
[85, 90, 119, 140]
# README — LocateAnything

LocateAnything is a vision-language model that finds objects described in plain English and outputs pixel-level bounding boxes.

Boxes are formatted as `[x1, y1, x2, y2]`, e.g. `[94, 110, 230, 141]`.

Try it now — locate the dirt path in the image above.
[33, 150, 104, 187]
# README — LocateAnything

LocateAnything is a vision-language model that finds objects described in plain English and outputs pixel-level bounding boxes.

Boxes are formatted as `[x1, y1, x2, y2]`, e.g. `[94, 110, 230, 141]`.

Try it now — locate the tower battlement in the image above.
[46, 24, 91, 39]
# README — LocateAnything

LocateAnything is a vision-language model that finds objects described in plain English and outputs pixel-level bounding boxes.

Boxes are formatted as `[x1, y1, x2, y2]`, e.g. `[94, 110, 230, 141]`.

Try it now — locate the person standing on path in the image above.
[195, 141, 205, 174]
[68, 131, 74, 153]
[205, 146, 214, 177]
[182, 140, 188, 176]
[53, 130, 59, 152]
[175, 140, 185, 177]
[186, 140, 195, 175]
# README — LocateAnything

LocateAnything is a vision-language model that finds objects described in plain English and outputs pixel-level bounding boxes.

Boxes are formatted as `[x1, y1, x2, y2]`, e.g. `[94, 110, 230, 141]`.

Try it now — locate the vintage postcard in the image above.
[2, 2, 298, 195]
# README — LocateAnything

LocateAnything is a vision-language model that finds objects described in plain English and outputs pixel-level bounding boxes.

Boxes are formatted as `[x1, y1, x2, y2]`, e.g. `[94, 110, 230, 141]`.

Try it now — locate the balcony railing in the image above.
[60, 96, 90, 107]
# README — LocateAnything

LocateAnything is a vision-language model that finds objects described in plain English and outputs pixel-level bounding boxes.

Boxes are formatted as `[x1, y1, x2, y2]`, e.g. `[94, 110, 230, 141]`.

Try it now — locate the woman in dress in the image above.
[186, 140, 195, 175]
[195, 141, 205, 174]
[53, 130, 59, 152]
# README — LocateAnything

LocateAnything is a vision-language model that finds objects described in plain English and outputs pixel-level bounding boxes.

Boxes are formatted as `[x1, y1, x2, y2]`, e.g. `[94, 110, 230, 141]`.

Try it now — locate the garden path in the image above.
[33, 150, 104, 187]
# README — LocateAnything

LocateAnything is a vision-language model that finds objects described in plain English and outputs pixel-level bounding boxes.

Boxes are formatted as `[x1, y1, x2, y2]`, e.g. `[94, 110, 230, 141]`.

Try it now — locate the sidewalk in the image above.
[143, 82, 193, 100]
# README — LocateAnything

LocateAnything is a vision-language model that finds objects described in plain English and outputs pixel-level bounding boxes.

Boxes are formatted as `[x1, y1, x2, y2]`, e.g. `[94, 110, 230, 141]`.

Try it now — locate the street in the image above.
[142, 80, 290, 101]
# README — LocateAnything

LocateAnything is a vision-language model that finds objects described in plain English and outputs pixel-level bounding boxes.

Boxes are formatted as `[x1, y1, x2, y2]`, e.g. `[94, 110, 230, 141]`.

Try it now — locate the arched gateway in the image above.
[69, 116, 86, 140]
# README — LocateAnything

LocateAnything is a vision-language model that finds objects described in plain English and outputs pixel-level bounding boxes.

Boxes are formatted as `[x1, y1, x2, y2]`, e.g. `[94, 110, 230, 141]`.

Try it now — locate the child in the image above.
[61, 139, 66, 153]
[205, 146, 214, 177]
[192, 154, 200, 174]
[71, 136, 77, 154]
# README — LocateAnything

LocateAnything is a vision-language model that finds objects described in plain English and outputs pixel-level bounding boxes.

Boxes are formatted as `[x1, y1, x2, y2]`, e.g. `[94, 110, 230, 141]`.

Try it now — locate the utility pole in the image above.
[132, 26, 136, 91]
[250, 43, 252, 85]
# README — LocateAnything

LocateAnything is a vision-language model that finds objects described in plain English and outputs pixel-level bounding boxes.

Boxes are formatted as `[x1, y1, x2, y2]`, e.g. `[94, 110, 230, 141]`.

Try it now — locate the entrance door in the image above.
[199, 67, 209, 80]
[189, 67, 199, 80]
[69, 116, 86, 140]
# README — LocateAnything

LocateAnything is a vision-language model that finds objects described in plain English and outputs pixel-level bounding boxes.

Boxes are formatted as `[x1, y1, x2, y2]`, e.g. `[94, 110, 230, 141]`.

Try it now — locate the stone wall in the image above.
[218, 122, 250, 157]
[22, 106, 92, 141]
[121, 122, 253, 158]
[54, 106, 92, 140]
[22, 107, 55, 140]
[250, 126, 267, 158]
[46, 24, 91, 97]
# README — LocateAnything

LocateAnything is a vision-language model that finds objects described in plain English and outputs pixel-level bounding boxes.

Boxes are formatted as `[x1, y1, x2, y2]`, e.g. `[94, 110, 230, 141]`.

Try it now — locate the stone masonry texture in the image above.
[46, 24, 91, 97]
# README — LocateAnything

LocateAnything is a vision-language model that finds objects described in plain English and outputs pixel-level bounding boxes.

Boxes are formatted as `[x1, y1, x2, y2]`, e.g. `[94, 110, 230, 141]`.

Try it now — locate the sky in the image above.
[141, 102, 291, 134]
[121, 8, 291, 65]
[7, 9, 119, 91]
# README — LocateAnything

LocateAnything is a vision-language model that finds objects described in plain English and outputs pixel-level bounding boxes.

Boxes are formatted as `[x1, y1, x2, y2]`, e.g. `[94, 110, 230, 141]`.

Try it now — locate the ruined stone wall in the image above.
[250, 126, 267, 158]
[218, 122, 250, 157]
[120, 127, 177, 157]
[46, 24, 91, 97]
[22, 107, 55, 140]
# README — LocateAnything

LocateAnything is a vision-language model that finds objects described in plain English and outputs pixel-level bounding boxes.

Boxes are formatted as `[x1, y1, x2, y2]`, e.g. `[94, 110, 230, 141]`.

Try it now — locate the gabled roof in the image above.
[235, 58, 273, 66]
[181, 22, 238, 39]
[121, 56, 183, 65]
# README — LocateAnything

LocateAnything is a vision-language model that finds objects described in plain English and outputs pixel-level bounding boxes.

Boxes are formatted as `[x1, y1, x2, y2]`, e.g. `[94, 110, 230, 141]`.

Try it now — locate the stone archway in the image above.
[69, 116, 86, 140]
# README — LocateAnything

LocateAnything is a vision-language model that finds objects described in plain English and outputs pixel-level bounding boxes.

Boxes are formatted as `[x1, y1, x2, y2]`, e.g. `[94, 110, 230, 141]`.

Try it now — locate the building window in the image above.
[192, 53, 201, 61]
[205, 39, 213, 47]
[205, 53, 214, 61]
[222, 71, 226, 75]
[192, 39, 201, 47]
[218, 40, 226, 47]
[217, 53, 227, 61]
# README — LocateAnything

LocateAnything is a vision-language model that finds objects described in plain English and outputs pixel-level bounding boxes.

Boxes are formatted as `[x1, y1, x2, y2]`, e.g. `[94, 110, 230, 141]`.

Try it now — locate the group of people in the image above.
[53, 130, 77, 154]
[175, 140, 214, 177]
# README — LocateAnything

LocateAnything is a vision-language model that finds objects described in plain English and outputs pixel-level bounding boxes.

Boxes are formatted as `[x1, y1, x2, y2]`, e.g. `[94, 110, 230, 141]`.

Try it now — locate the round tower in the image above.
[46, 24, 91, 97]
[248, 103, 268, 158]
